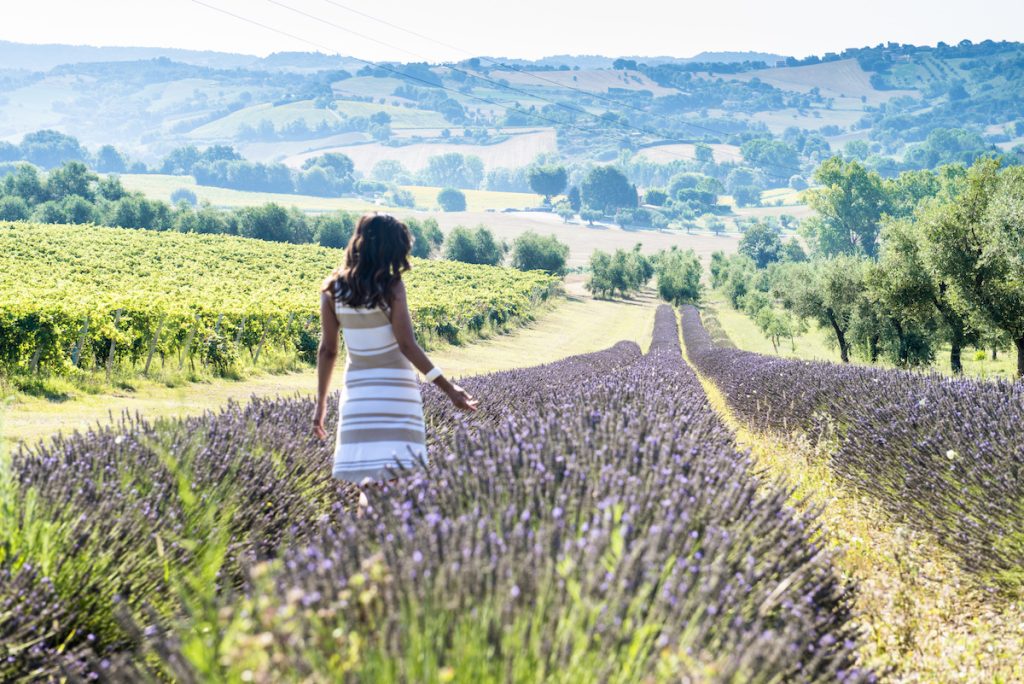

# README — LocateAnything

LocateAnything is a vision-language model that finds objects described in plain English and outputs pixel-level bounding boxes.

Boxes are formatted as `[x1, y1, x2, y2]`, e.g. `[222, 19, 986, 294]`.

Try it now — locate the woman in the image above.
[313, 213, 477, 486]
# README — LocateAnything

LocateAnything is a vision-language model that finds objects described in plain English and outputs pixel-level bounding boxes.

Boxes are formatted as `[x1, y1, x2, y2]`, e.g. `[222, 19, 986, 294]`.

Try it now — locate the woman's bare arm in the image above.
[390, 279, 478, 412]
[313, 290, 340, 438]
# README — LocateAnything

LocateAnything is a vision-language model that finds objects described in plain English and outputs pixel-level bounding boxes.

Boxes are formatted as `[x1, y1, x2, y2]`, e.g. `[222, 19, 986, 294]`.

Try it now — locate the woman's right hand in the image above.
[446, 384, 478, 412]
[312, 403, 328, 440]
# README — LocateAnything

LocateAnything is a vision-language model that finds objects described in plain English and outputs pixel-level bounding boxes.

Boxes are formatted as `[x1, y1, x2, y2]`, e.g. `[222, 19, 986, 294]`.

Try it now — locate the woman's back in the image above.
[335, 300, 412, 372]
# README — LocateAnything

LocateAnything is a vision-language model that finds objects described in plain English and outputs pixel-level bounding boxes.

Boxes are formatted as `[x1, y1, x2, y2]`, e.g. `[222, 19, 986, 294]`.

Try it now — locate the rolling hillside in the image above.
[2, 39, 1020, 174]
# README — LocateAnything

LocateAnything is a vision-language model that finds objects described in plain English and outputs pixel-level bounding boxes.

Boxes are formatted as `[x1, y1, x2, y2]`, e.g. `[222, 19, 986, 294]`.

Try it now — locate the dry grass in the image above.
[682, 315, 1024, 682]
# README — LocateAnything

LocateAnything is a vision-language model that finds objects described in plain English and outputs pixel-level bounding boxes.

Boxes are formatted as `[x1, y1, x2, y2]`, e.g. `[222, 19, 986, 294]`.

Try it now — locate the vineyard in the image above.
[0, 221, 558, 378]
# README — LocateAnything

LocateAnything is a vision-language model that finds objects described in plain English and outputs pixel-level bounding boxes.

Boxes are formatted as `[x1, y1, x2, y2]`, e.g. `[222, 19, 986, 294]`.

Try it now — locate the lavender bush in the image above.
[680, 304, 1024, 592]
[2, 307, 869, 682]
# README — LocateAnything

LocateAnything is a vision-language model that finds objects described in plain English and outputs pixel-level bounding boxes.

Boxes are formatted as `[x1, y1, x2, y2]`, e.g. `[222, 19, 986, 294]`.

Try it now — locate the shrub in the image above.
[510, 231, 569, 276]
[170, 188, 198, 206]
[437, 187, 467, 212]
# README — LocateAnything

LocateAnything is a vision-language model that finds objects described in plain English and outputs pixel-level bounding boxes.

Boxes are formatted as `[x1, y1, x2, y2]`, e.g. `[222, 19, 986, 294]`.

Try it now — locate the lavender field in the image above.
[0, 307, 870, 682]
[681, 304, 1024, 592]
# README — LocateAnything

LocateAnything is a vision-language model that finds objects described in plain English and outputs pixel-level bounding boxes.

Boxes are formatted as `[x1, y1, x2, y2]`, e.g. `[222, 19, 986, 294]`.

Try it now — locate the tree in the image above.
[923, 159, 1024, 377]
[779, 238, 807, 263]
[407, 217, 444, 258]
[704, 215, 726, 236]
[161, 145, 202, 175]
[527, 165, 567, 203]
[421, 153, 484, 189]
[316, 213, 355, 248]
[580, 208, 602, 225]
[738, 222, 782, 268]
[553, 200, 574, 223]
[511, 231, 569, 276]
[580, 166, 636, 214]
[753, 306, 801, 354]
[443, 226, 506, 266]
[19, 129, 90, 169]
[567, 185, 581, 212]
[803, 157, 890, 258]
[371, 159, 410, 183]
[302, 152, 355, 179]
[876, 218, 973, 373]
[655, 248, 702, 305]
[95, 145, 128, 173]
[237, 203, 293, 243]
[0, 141, 20, 162]
[843, 140, 870, 161]
[437, 187, 467, 212]
[3, 164, 45, 203]
[0, 195, 30, 221]
[586, 250, 615, 298]
[643, 188, 668, 206]
[740, 138, 800, 184]
[170, 188, 198, 207]
[97, 175, 128, 201]
[46, 161, 97, 201]
[778, 256, 868, 363]
[586, 245, 651, 298]
[59, 195, 100, 224]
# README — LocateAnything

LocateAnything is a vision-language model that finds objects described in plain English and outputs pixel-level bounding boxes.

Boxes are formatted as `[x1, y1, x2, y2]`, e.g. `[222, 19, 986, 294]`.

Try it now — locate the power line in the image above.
[268, 0, 804, 175]
[193, 0, 804, 177]
[265, 0, 735, 169]
[313, 0, 804, 172]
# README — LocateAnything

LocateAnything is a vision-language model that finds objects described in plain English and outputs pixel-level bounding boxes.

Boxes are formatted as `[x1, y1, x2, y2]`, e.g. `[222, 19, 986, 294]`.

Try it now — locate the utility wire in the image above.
[193, 0, 805, 177]
[314, 0, 806, 172]
[265, 0, 723, 168]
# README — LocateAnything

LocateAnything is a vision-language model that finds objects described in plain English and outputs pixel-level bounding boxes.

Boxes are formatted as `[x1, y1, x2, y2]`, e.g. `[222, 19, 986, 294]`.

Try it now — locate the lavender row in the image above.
[680, 304, 1024, 590]
[3, 308, 868, 681]
[0, 340, 643, 681]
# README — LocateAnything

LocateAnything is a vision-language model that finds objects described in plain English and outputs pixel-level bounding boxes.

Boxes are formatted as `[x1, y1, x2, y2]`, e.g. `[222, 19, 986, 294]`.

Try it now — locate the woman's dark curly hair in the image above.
[322, 213, 413, 309]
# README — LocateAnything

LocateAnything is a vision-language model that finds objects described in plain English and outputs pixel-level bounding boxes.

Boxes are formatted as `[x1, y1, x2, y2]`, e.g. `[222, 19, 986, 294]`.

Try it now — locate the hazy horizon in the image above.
[2, 0, 1022, 64]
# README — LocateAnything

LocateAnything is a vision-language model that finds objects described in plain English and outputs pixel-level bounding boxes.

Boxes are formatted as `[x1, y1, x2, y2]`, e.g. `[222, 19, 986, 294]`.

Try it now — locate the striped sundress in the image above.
[332, 300, 427, 483]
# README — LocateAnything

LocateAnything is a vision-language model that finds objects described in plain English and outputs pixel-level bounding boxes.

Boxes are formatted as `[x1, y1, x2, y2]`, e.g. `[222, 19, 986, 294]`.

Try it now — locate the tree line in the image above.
[713, 156, 1024, 377]
[586, 244, 702, 307]
[0, 160, 579, 279]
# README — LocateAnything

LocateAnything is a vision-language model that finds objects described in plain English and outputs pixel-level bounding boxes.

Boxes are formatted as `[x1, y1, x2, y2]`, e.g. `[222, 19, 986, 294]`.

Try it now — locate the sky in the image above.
[2, 0, 1022, 61]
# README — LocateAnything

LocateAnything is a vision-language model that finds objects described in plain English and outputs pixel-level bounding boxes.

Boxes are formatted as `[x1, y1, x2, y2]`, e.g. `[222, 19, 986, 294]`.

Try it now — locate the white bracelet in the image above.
[424, 367, 443, 382]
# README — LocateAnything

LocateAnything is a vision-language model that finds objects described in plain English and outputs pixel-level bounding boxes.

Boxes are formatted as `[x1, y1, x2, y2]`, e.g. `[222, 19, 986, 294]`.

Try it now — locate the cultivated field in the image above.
[496, 67, 679, 96]
[634, 142, 742, 165]
[118, 173, 381, 212]
[117, 174, 543, 213]
[423, 210, 741, 267]
[2, 308, 872, 681]
[283, 128, 558, 174]
[187, 99, 451, 142]
[721, 58, 919, 105]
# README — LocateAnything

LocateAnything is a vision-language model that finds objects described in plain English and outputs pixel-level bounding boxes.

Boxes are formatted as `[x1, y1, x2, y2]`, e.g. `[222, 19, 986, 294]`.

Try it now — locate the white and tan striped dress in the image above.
[332, 300, 427, 483]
